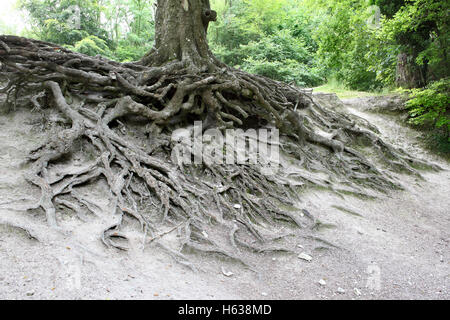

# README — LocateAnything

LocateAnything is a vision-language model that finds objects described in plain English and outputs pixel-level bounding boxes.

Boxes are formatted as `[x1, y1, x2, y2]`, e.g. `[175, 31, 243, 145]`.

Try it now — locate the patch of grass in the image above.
[314, 80, 394, 99]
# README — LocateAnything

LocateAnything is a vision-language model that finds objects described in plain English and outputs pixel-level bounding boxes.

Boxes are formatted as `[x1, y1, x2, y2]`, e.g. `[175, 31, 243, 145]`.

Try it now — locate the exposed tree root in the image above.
[0, 35, 439, 268]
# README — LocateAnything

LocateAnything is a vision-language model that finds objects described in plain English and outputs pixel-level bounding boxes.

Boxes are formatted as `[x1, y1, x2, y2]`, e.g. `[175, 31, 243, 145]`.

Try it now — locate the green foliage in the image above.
[209, 0, 264, 65]
[370, 0, 406, 18]
[315, 78, 393, 99]
[19, 0, 110, 46]
[402, 78, 450, 154]
[14, 0, 449, 93]
[366, 19, 399, 87]
[19, 0, 155, 60]
[370, 0, 449, 86]
[209, 0, 323, 87]
[313, 0, 383, 91]
[113, 35, 153, 62]
[70, 35, 110, 56]
[242, 58, 322, 87]
[239, 30, 323, 86]
[405, 79, 450, 133]
[241, 30, 310, 64]
[41, 18, 89, 45]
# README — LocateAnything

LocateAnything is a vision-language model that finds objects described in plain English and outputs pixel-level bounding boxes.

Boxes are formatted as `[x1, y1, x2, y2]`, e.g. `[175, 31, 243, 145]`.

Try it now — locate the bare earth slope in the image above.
[0, 94, 448, 300]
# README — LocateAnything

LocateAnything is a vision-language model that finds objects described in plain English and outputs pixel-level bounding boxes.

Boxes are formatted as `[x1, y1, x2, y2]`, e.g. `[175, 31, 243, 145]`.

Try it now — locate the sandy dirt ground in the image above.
[0, 94, 448, 300]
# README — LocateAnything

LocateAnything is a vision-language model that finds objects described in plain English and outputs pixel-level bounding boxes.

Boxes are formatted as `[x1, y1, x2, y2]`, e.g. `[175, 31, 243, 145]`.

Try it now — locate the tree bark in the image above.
[396, 53, 426, 88]
[140, 0, 218, 71]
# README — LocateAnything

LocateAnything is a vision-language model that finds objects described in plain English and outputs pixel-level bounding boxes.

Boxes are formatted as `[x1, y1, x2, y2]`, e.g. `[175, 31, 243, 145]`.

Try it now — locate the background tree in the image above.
[369, 0, 449, 88]
[312, 0, 384, 91]
[19, 0, 110, 48]
[19, 0, 156, 61]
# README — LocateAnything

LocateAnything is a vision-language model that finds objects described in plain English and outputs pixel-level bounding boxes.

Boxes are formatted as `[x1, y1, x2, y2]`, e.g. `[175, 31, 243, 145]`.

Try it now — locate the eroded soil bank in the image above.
[0, 94, 448, 299]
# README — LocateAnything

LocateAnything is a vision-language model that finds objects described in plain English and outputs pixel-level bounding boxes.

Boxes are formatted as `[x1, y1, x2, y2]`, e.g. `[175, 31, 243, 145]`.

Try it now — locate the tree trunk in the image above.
[396, 53, 425, 88]
[140, 0, 218, 71]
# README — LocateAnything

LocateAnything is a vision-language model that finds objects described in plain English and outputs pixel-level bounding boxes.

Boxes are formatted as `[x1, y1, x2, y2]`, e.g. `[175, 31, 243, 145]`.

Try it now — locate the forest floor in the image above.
[0, 93, 448, 300]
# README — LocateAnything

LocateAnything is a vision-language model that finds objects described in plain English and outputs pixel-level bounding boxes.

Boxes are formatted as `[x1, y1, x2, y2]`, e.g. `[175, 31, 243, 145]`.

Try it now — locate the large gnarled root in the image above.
[0, 35, 439, 267]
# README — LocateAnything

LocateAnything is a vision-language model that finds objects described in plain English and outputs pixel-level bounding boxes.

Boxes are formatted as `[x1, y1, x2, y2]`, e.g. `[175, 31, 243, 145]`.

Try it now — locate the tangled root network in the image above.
[0, 35, 439, 268]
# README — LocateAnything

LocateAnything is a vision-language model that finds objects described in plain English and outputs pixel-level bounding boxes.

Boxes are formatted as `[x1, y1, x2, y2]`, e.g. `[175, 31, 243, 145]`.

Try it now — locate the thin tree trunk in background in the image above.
[139, 0, 218, 70]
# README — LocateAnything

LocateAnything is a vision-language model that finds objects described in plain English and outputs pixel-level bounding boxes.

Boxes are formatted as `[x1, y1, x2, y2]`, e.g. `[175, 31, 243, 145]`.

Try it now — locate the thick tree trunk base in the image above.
[0, 36, 439, 266]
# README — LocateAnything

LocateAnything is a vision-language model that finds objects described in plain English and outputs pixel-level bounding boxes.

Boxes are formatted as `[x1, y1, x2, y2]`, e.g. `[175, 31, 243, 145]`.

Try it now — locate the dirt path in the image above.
[0, 96, 448, 300]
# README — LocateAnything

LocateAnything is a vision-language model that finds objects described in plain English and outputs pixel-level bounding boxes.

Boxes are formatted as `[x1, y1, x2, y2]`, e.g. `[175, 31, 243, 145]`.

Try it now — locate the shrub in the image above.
[405, 78, 450, 152]
[70, 35, 111, 57]
[242, 58, 323, 87]
[238, 31, 324, 87]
